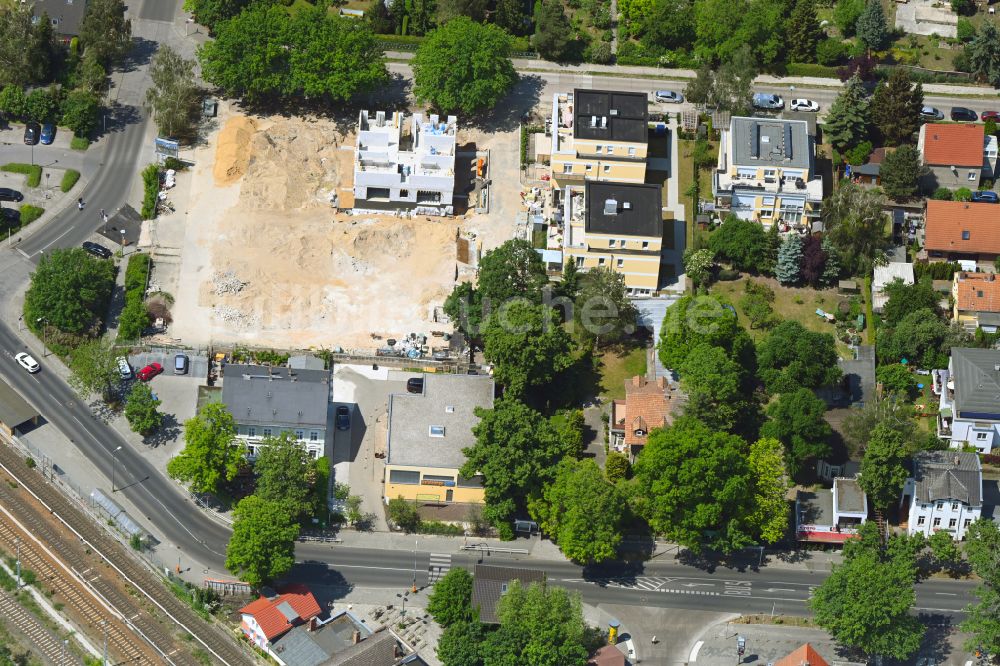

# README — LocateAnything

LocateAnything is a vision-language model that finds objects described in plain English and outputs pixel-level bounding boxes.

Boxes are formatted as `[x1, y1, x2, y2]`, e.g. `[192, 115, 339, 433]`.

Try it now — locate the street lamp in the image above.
[412, 539, 417, 593]
[111, 445, 123, 492]
[35, 317, 47, 357]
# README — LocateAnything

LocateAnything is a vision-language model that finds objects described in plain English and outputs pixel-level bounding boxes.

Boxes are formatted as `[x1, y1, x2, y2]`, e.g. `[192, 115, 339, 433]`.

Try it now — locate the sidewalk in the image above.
[385, 50, 995, 96]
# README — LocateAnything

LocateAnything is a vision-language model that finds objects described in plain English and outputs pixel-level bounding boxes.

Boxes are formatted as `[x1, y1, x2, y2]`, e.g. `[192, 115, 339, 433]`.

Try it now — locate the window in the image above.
[563, 163, 573, 173]
[400, 190, 409, 198]
[969, 170, 978, 181]
[310, 450, 319, 459]
[417, 190, 441, 203]
[501, 583, 508, 593]
[389, 470, 420, 485]
[424, 475, 455, 484]
[576, 256, 584, 268]
[763, 169, 776, 178]
[619, 239, 626, 248]
[367, 187, 390, 200]
[608, 239, 615, 247]
[760, 209, 773, 218]
[247, 445, 256, 457]
[937, 502, 944, 510]
[262, 428, 272, 438]
[458, 474, 484, 488]
[445, 406, 455, 414]
[606, 146, 614, 154]
[762, 196, 775, 206]
[295, 430, 304, 440]
[596, 145, 603, 153]
[964, 519, 972, 528]
[429, 425, 446, 437]
[616, 259, 624, 268]
[641, 241, 649, 249]
[248, 427, 257, 438]
[933, 517, 941, 527]
[917, 516, 926, 525]
[949, 518, 957, 528]
[628, 147, 636, 156]
[310, 431, 319, 441]
[603, 165, 611, 173]
[962, 230, 971, 240]
[586, 164, 593, 172]
[952, 502, 960, 510]
[978, 291, 985, 298]
[598, 257, 606, 266]
[737, 168, 756, 179]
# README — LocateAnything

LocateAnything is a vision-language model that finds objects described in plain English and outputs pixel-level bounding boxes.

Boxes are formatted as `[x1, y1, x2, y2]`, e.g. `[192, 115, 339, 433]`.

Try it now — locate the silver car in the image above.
[654, 90, 683, 104]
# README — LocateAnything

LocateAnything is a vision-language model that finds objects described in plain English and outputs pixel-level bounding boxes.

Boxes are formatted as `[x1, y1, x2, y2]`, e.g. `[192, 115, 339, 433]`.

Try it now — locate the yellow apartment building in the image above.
[562, 181, 665, 294]
[713, 116, 822, 229]
[383, 374, 495, 506]
[549, 89, 649, 188]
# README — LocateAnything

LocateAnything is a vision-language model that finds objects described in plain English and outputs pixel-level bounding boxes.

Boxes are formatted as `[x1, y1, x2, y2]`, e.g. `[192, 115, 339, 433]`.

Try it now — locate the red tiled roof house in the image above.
[917, 123, 995, 192]
[924, 200, 1000, 269]
[609, 376, 675, 459]
[239, 584, 322, 653]
[953, 271, 1000, 332]
[774, 643, 830, 666]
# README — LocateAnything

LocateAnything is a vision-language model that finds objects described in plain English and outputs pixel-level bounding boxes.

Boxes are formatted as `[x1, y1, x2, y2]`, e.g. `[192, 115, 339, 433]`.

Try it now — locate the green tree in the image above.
[757, 320, 842, 393]
[61, 90, 100, 137]
[684, 63, 714, 106]
[24, 248, 116, 336]
[879, 145, 922, 200]
[823, 74, 868, 153]
[23, 88, 58, 123]
[707, 216, 770, 272]
[443, 282, 483, 338]
[760, 388, 832, 474]
[843, 392, 920, 455]
[478, 239, 549, 308]
[747, 437, 790, 543]
[436, 0, 487, 23]
[882, 277, 939, 327]
[856, 0, 890, 51]
[66, 336, 120, 400]
[787, 0, 822, 63]
[682, 248, 715, 288]
[167, 402, 245, 494]
[117, 295, 149, 341]
[658, 294, 750, 371]
[820, 237, 842, 285]
[482, 301, 573, 396]
[412, 18, 515, 113]
[822, 181, 890, 275]
[775, 234, 803, 285]
[79, 0, 132, 68]
[225, 495, 299, 588]
[461, 399, 576, 534]
[387, 496, 422, 532]
[952, 0, 975, 15]
[875, 364, 918, 399]
[184, 0, 255, 31]
[810, 523, 925, 660]
[858, 422, 911, 510]
[437, 621, 485, 666]
[870, 69, 923, 146]
[145, 45, 200, 139]
[29, 11, 58, 84]
[495, 0, 528, 35]
[878, 308, 964, 368]
[633, 416, 754, 553]
[76, 50, 108, 95]
[604, 451, 630, 482]
[558, 259, 581, 301]
[533, 0, 573, 60]
[962, 520, 1000, 656]
[483, 582, 591, 666]
[0, 85, 27, 118]
[927, 529, 962, 574]
[640, 0, 696, 51]
[678, 343, 748, 432]
[0, 5, 36, 87]
[427, 568, 473, 627]
[712, 44, 757, 115]
[528, 459, 624, 563]
[573, 266, 637, 348]
[253, 431, 312, 518]
[967, 21, 1000, 86]
[124, 382, 163, 435]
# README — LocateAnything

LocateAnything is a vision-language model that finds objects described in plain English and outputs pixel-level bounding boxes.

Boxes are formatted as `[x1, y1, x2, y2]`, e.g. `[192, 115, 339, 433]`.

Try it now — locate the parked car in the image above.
[116, 356, 133, 380]
[137, 362, 163, 381]
[919, 106, 944, 120]
[982, 111, 1000, 121]
[951, 107, 978, 122]
[0, 188, 23, 203]
[789, 98, 819, 112]
[972, 190, 1000, 203]
[406, 377, 424, 394]
[173, 353, 188, 375]
[39, 124, 55, 145]
[335, 405, 351, 430]
[23, 122, 39, 145]
[0, 208, 19, 224]
[752, 93, 784, 110]
[654, 90, 683, 104]
[82, 241, 112, 259]
[15, 352, 39, 373]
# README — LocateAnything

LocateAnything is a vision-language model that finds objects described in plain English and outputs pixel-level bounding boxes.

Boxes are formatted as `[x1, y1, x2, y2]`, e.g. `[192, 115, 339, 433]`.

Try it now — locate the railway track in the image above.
[0, 587, 82, 665]
[0, 444, 254, 666]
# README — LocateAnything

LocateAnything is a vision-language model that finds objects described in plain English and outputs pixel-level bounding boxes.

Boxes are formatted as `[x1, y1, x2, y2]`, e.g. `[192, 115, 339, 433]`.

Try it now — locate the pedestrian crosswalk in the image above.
[428, 553, 452, 584]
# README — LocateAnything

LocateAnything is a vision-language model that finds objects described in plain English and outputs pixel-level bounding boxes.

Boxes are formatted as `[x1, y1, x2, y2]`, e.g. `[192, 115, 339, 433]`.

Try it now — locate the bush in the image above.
[914, 261, 960, 281]
[124, 253, 151, 294]
[1, 163, 42, 187]
[140, 164, 160, 220]
[19, 205, 43, 225]
[817, 38, 848, 66]
[117, 295, 150, 340]
[387, 496, 422, 533]
[717, 268, 740, 281]
[876, 363, 918, 399]
[585, 41, 613, 64]
[954, 187, 973, 202]
[418, 520, 464, 535]
[931, 187, 953, 201]
[845, 140, 873, 166]
[785, 63, 840, 78]
[70, 135, 90, 150]
[956, 18, 975, 43]
[60, 169, 80, 193]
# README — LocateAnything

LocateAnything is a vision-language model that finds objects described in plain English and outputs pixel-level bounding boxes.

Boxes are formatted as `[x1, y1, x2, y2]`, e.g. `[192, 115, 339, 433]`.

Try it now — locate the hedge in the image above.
[118, 253, 152, 341]
[60, 169, 80, 193]
[1, 163, 42, 187]
[19, 205, 44, 226]
[140, 164, 160, 220]
[70, 135, 90, 151]
[124, 253, 151, 295]
[784, 63, 840, 78]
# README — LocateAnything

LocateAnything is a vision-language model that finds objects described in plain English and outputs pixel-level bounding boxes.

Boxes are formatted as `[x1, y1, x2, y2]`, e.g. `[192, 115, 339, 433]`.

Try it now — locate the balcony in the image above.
[716, 172, 824, 201]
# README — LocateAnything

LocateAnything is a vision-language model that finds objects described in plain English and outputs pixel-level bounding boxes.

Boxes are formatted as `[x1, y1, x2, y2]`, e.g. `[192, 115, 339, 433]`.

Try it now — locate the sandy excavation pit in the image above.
[169, 112, 461, 351]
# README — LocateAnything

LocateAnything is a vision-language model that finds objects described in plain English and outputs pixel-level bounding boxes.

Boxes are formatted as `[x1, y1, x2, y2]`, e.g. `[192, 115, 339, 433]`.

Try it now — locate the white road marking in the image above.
[689, 640, 704, 662]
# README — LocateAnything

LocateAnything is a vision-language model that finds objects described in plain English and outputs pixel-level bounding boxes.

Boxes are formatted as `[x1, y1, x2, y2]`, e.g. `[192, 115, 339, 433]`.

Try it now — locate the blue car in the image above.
[39, 123, 55, 145]
[971, 190, 999, 203]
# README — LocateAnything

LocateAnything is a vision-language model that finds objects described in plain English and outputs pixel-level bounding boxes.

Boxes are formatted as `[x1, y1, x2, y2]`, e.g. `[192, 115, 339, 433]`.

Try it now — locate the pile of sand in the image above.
[213, 116, 259, 186]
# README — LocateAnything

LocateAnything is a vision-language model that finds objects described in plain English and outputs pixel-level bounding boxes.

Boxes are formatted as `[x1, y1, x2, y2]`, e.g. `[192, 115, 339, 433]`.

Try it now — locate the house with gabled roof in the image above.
[953, 271, 1000, 332]
[924, 200, 1000, 270]
[608, 375, 676, 459]
[774, 643, 830, 666]
[936, 347, 1000, 453]
[901, 451, 982, 540]
[240, 584, 323, 651]
[917, 122, 996, 191]
[471, 564, 546, 624]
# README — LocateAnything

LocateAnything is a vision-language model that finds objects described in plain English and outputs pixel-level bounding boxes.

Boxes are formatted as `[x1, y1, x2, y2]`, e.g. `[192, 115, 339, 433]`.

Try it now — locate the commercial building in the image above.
[383, 374, 494, 505]
[935, 347, 1000, 453]
[353, 110, 456, 215]
[713, 116, 822, 228]
[549, 89, 649, 188]
[917, 123, 996, 191]
[561, 181, 665, 294]
[901, 451, 982, 541]
[221, 364, 330, 460]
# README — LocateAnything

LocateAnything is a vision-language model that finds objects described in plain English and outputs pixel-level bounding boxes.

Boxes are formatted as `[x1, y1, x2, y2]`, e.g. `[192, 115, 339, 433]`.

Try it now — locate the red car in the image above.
[982, 111, 1000, 121]
[137, 362, 163, 381]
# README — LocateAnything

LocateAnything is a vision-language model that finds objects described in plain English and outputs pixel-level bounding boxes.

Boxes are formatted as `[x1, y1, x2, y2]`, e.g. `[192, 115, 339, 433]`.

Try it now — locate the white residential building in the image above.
[901, 451, 982, 541]
[871, 262, 915, 313]
[353, 110, 456, 215]
[795, 477, 868, 544]
[935, 347, 1000, 454]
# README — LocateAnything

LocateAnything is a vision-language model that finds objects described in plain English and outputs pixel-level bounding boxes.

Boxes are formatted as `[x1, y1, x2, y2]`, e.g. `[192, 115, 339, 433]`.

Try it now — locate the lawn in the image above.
[677, 139, 715, 248]
[598, 345, 648, 400]
[710, 275, 858, 359]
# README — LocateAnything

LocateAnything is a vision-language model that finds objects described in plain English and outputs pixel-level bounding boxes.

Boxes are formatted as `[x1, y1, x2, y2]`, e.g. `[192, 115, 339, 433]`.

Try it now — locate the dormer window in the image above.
[634, 429, 646, 437]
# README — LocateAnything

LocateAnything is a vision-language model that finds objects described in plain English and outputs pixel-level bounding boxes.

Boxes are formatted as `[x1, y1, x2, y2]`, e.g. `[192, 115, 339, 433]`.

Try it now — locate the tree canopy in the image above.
[747, 437, 790, 544]
[533, 0, 573, 61]
[707, 216, 770, 272]
[877, 308, 965, 369]
[678, 342, 751, 432]
[881, 277, 939, 328]
[225, 495, 300, 588]
[962, 520, 1000, 656]
[878, 145, 922, 200]
[870, 69, 923, 146]
[427, 568, 474, 627]
[482, 300, 574, 396]
[822, 181, 890, 275]
[199, 3, 387, 103]
[478, 238, 549, 307]
[756, 320, 841, 394]
[124, 383, 164, 435]
[253, 432, 313, 519]
[856, 0, 890, 51]
[573, 267, 638, 348]
[66, 336, 120, 400]
[824, 74, 869, 152]
[167, 402, 245, 495]
[80, 0, 132, 68]
[760, 388, 832, 474]
[788, 0, 822, 63]
[858, 423, 912, 510]
[145, 45, 200, 140]
[528, 459, 624, 563]
[658, 295, 752, 371]
[413, 17, 517, 114]
[24, 248, 116, 337]
[184, 0, 255, 31]
[967, 21, 1000, 86]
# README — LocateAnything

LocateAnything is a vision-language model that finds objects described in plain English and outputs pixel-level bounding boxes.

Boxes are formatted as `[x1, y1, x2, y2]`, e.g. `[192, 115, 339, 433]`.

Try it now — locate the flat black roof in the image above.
[585, 182, 663, 237]
[573, 89, 648, 143]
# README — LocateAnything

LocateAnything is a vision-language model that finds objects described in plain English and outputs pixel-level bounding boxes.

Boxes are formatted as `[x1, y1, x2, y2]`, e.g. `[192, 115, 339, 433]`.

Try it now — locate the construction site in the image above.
[146, 101, 516, 352]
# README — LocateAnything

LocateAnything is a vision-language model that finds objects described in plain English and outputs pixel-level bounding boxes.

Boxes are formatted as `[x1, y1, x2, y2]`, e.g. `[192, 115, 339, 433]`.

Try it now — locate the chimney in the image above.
[632, 376, 642, 387]
[308, 617, 318, 632]
[352, 630, 361, 644]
